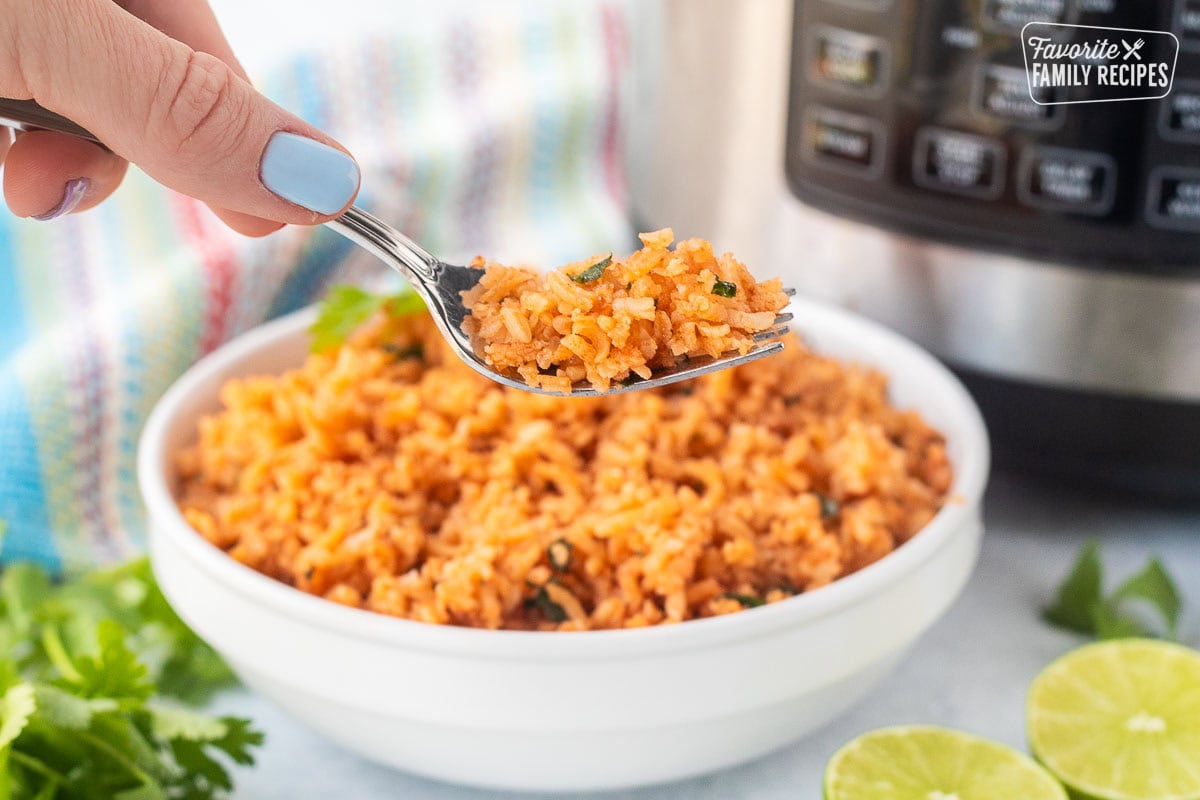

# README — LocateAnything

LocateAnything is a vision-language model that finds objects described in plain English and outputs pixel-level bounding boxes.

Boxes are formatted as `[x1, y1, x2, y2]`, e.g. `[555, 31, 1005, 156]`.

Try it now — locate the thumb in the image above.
[18, 0, 360, 223]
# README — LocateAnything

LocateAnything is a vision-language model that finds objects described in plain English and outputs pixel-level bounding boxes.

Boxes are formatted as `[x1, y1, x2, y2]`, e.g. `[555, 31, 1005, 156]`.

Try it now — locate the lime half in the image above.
[1028, 638, 1200, 800]
[824, 725, 1067, 800]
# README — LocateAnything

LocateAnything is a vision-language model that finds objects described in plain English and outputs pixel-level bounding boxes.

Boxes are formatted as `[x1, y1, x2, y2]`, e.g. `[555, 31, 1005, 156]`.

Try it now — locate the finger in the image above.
[117, 0, 249, 80]
[119, 0, 281, 233]
[3, 130, 128, 219]
[0, 126, 11, 165]
[209, 207, 284, 237]
[18, 0, 360, 224]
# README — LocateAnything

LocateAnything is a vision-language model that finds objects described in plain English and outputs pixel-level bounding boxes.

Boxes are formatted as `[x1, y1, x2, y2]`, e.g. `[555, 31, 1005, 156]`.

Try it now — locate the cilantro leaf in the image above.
[570, 255, 612, 283]
[30, 778, 59, 800]
[31, 685, 116, 729]
[113, 784, 168, 800]
[170, 738, 233, 793]
[711, 279, 737, 298]
[817, 493, 840, 521]
[145, 705, 227, 743]
[308, 286, 388, 353]
[73, 621, 154, 702]
[1091, 602, 1146, 640]
[524, 586, 567, 623]
[1112, 558, 1181, 639]
[211, 717, 263, 766]
[1043, 539, 1103, 634]
[381, 343, 424, 362]
[0, 683, 35, 749]
[95, 711, 176, 785]
[0, 660, 19, 694]
[309, 285, 427, 353]
[386, 290, 426, 319]
[1044, 541, 1185, 642]
[1, 565, 50, 634]
[723, 592, 766, 608]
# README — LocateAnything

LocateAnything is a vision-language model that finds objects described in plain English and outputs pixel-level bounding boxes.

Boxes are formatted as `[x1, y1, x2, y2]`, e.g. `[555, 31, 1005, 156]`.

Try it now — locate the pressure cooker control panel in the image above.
[786, 0, 1200, 270]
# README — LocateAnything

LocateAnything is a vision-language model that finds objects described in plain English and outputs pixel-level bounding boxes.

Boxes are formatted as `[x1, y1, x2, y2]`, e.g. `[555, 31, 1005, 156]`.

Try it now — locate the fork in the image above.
[327, 207, 794, 396]
[0, 97, 793, 396]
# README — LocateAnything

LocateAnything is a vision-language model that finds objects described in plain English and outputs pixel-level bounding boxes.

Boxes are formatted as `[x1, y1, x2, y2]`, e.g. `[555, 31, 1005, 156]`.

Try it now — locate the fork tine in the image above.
[537, 340, 788, 397]
[773, 312, 794, 325]
[753, 325, 791, 343]
[610, 341, 786, 393]
[783, 287, 797, 297]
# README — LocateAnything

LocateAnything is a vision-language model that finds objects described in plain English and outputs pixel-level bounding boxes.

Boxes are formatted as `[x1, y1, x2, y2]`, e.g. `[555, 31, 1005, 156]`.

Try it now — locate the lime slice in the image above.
[1028, 638, 1200, 800]
[825, 725, 1067, 800]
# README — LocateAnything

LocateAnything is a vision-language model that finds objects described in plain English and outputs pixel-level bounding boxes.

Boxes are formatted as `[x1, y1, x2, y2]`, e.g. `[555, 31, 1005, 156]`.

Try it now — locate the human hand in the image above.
[0, 0, 361, 235]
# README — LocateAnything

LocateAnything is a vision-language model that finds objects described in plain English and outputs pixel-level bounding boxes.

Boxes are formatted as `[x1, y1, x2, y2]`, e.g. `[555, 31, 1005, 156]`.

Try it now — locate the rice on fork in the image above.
[461, 229, 790, 393]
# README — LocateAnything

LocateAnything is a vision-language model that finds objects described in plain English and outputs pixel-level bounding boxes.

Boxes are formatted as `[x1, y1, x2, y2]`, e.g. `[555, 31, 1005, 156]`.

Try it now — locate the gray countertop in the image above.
[218, 473, 1199, 799]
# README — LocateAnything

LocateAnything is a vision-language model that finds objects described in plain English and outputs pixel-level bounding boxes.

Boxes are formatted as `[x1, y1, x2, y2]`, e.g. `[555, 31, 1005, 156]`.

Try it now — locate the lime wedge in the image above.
[824, 725, 1067, 800]
[1028, 639, 1200, 800]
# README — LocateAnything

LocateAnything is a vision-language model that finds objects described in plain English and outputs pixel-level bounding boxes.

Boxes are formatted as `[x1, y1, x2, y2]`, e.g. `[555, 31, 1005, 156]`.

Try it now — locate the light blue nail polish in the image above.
[260, 132, 359, 215]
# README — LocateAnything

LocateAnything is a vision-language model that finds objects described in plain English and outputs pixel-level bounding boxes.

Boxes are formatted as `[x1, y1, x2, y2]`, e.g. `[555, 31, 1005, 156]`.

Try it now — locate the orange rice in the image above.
[176, 308, 953, 631]
[461, 229, 790, 392]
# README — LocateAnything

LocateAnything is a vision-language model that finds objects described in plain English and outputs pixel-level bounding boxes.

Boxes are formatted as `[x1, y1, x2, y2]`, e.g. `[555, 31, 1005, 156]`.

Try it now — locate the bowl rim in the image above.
[138, 296, 990, 659]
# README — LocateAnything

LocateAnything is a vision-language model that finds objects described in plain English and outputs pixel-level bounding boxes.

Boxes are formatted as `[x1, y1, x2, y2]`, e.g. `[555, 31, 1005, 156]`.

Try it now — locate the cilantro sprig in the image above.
[1044, 540, 1183, 640]
[0, 558, 261, 799]
[308, 285, 426, 353]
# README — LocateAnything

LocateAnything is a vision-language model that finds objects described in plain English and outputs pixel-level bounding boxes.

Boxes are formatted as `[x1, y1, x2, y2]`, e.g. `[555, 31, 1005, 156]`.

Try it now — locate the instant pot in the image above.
[628, 0, 1199, 496]
[633, 1, 1195, 494]
[779, 0, 1200, 497]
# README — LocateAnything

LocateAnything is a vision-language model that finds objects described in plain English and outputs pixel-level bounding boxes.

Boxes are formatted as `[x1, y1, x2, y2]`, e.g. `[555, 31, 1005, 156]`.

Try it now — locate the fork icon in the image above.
[1122, 38, 1145, 60]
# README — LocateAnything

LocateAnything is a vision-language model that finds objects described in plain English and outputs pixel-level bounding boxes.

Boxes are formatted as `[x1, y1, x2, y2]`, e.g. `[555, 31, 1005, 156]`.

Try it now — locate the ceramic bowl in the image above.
[138, 296, 989, 792]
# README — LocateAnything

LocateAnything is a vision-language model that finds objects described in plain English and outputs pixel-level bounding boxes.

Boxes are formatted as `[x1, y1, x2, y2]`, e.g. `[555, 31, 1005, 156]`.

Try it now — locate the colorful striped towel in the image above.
[0, 1, 633, 572]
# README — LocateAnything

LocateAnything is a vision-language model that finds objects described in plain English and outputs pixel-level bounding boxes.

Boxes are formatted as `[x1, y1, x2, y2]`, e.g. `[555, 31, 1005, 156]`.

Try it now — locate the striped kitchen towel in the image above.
[0, 1, 633, 572]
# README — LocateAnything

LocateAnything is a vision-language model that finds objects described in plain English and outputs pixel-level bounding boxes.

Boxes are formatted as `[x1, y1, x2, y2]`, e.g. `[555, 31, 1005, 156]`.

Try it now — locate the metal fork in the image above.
[0, 97, 793, 396]
[327, 207, 793, 396]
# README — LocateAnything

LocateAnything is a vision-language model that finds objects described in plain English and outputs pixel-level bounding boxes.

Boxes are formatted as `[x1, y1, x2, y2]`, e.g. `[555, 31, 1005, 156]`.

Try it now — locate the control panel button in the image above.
[1161, 81, 1200, 140]
[820, 0, 892, 9]
[1147, 168, 1200, 230]
[942, 25, 981, 50]
[1178, 0, 1200, 51]
[802, 107, 885, 176]
[983, 0, 1067, 32]
[974, 64, 1063, 128]
[913, 128, 1006, 199]
[808, 26, 888, 95]
[1018, 147, 1116, 215]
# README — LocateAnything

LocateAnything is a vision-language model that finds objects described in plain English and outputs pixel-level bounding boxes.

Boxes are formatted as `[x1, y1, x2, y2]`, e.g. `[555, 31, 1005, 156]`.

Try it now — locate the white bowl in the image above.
[138, 296, 989, 793]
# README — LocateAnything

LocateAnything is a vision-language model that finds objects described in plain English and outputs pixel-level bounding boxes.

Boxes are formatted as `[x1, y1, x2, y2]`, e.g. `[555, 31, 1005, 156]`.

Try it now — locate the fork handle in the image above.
[325, 206, 439, 284]
[0, 98, 104, 144]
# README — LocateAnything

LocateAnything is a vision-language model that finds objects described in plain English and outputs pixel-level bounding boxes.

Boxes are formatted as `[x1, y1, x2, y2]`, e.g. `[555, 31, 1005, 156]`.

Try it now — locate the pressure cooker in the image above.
[624, 1, 1195, 501]
[779, 0, 1200, 497]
